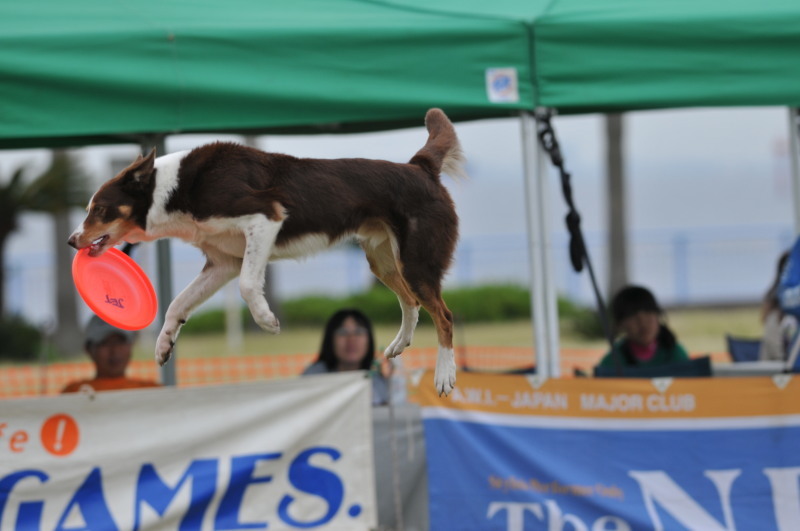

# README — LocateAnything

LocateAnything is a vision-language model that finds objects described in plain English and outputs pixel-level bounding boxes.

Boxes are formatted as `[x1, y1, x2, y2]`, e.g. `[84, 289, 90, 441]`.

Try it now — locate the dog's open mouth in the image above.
[89, 235, 109, 256]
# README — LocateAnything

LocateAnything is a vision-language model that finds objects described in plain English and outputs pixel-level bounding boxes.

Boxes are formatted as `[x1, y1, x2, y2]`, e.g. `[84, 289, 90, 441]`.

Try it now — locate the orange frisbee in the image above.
[72, 247, 158, 331]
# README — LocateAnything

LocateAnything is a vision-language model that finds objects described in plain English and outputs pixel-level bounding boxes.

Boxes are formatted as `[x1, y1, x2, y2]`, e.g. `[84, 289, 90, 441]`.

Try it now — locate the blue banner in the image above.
[415, 372, 800, 530]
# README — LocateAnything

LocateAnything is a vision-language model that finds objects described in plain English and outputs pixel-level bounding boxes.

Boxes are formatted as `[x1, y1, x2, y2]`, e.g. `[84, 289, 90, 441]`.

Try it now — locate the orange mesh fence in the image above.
[0, 353, 320, 399]
[0, 347, 728, 399]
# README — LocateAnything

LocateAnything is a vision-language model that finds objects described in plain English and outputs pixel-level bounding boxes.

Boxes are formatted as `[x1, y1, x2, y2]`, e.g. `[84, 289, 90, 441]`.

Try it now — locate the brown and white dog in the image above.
[68, 109, 464, 395]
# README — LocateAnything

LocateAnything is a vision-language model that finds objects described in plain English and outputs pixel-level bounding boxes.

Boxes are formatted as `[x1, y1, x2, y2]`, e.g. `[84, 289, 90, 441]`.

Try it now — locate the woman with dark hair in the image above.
[302, 308, 391, 405]
[597, 285, 689, 368]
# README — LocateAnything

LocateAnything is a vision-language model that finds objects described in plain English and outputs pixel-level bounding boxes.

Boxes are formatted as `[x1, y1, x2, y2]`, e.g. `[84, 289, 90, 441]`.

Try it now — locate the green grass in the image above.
[129, 305, 763, 361]
[666, 306, 763, 353]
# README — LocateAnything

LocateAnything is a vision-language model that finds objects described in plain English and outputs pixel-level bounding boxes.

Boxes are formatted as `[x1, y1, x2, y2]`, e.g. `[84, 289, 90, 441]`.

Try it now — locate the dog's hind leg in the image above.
[396, 222, 458, 396]
[406, 280, 456, 396]
[362, 238, 420, 359]
[156, 253, 240, 365]
[238, 214, 283, 334]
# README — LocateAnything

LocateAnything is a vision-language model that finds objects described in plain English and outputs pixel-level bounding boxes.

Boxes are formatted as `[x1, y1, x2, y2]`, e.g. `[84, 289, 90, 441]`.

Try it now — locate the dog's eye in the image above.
[92, 205, 106, 216]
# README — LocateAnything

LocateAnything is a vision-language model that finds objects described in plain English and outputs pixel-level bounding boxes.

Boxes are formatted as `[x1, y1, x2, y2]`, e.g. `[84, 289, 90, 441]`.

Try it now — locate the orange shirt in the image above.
[61, 377, 161, 394]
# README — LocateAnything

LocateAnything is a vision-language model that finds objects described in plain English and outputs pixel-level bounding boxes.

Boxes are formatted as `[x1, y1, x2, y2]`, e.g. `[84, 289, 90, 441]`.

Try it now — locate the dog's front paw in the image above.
[253, 311, 281, 334]
[434, 348, 457, 396]
[155, 332, 175, 366]
[384, 337, 410, 359]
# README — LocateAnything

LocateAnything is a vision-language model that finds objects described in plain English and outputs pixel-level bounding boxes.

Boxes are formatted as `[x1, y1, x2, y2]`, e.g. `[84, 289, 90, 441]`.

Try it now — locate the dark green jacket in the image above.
[599, 339, 690, 368]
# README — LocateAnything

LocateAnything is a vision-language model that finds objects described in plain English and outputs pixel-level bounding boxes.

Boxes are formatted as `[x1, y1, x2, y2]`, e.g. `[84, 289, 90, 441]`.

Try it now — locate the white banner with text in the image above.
[0, 372, 376, 530]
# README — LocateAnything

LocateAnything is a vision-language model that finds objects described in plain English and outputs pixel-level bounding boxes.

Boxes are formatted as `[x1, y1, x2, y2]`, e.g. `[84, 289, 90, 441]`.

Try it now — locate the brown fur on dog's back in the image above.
[164, 110, 462, 263]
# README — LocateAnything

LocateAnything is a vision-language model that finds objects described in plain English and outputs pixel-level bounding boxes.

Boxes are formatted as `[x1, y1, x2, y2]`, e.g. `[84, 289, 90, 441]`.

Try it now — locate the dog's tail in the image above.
[409, 109, 467, 180]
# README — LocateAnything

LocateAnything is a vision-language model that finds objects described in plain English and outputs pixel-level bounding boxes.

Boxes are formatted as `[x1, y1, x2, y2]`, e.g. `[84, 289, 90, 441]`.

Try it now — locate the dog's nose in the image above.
[67, 235, 78, 249]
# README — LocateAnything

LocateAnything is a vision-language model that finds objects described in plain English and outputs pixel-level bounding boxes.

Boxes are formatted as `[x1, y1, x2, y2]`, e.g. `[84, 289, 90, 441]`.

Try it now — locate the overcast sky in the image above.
[1, 106, 792, 243]
[0, 106, 794, 320]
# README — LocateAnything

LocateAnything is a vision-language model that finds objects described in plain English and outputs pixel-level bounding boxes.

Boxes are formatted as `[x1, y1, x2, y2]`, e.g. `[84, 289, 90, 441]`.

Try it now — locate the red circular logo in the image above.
[41, 413, 80, 457]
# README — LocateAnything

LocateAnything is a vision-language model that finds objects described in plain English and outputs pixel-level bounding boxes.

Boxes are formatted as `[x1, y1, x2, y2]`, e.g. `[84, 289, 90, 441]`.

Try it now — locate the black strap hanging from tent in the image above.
[533, 109, 615, 349]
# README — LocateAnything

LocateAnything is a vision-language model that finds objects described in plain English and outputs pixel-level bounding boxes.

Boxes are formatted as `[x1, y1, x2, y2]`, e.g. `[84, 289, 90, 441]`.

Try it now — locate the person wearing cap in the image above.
[597, 285, 690, 368]
[61, 315, 160, 393]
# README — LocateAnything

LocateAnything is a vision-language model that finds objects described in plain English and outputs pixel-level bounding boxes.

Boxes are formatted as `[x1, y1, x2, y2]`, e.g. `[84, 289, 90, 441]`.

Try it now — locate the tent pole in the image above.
[536, 132, 561, 377]
[140, 134, 175, 387]
[521, 112, 552, 378]
[788, 108, 800, 234]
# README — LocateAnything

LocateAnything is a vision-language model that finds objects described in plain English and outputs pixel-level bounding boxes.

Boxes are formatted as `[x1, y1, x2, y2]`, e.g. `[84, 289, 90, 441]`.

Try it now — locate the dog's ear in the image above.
[126, 147, 156, 185]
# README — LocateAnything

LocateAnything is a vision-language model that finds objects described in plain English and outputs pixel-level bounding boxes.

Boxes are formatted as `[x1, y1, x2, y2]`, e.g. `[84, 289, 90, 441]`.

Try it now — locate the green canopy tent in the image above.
[389, 0, 800, 111]
[0, 0, 531, 148]
[3, 0, 800, 380]
[5, 0, 800, 149]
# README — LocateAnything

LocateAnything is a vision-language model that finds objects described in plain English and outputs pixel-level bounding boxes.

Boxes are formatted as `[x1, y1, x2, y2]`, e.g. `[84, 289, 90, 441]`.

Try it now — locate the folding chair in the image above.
[725, 335, 762, 362]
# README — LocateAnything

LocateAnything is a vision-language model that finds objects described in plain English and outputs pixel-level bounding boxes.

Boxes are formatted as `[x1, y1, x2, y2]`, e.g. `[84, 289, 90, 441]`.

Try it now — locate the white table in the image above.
[712, 361, 787, 377]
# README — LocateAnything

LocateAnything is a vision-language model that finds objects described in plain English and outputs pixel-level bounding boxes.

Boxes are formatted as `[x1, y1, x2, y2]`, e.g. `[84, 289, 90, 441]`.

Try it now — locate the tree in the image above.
[0, 166, 29, 319]
[4, 151, 91, 355]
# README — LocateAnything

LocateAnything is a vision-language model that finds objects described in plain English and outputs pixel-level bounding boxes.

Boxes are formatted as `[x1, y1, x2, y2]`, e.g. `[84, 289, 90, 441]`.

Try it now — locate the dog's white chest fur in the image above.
[191, 217, 337, 262]
[272, 233, 343, 261]
[198, 229, 248, 258]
